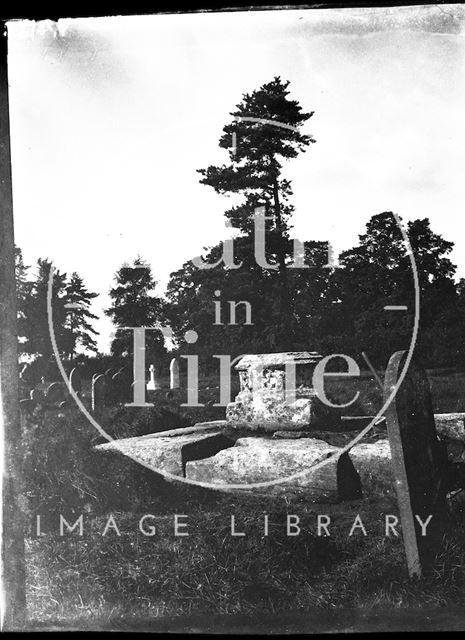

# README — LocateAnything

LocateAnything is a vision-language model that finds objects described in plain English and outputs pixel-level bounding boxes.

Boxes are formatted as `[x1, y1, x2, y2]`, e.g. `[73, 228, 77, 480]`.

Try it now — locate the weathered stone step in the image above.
[184, 436, 396, 498]
[348, 440, 394, 497]
[95, 412, 465, 498]
[185, 437, 363, 500]
[96, 425, 232, 478]
[434, 413, 465, 442]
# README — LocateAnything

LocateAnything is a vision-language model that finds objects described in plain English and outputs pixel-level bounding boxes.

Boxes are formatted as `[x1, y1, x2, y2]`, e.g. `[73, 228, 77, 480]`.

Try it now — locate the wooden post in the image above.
[0, 22, 27, 627]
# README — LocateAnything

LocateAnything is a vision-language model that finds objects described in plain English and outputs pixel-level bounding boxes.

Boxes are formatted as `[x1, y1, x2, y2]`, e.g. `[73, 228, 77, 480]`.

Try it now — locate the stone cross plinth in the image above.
[226, 351, 331, 432]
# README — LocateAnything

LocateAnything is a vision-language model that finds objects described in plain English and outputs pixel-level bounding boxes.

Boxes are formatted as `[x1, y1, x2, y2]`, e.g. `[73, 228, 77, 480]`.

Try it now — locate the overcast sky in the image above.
[7, 5, 465, 352]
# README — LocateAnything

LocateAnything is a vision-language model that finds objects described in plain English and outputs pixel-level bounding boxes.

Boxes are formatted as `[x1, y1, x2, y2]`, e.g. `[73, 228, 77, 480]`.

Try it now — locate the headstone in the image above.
[383, 350, 448, 578]
[36, 377, 48, 393]
[69, 367, 82, 395]
[19, 398, 36, 415]
[170, 357, 180, 389]
[30, 387, 44, 403]
[146, 364, 161, 391]
[18, 367, 32, 399]
[19, 363, 32, 383]
[109, 370, 131, 404]
[226, 352, 333, 432]
[92, 374, 106, 411]
[337, 451, 363, 501]
[45, 382, 65, 405]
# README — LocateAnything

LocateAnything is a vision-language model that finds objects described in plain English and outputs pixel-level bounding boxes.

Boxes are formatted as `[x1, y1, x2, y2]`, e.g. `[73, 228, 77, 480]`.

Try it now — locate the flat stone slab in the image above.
[235, 351, 322, 370]
[186, 437, 345, 499]
[348, 440, 395, 497]
[96, 429, 231, 477]
[435, 413, 465, 442]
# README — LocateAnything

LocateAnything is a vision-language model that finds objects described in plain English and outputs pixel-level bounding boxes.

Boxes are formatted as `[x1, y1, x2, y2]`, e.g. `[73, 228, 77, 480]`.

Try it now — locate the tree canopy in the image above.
[105, 257, 167, 368]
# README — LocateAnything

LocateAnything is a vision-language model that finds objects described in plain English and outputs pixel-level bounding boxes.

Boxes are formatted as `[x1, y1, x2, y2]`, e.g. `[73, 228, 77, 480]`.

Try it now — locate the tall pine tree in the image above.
[63, 273, 99, 359]
[105, 257, 167, 368]
[197, 77, 315, 348]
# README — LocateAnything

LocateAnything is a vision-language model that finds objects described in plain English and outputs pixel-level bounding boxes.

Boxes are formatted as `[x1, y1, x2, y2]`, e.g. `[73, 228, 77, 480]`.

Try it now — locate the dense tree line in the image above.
[164, 77, 465, 371]
[105, 257, 167, 368]
[14, 251, 99, 378]
[15, 78, 465, 377]
[164, 211, 465, 371]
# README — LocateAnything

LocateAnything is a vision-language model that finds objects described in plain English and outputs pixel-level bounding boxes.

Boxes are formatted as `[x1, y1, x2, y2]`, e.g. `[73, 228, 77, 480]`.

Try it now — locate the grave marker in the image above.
[92, 374, 106, 411]
[69, 366, 82, 395]
[146, 363, 161, 391]
[170, 357, 180, 389]
[383, 350, 448, 578]
[111, 370, 131, 403]
[19, 398, 35, 416]
[45, 381, 65, 405]
[30, 387, 44, 404]
[19, 362, 32, 383]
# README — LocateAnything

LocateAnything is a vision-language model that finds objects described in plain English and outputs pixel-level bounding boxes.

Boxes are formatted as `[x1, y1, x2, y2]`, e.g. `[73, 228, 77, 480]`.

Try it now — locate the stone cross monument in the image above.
[226, 351, 332, 432]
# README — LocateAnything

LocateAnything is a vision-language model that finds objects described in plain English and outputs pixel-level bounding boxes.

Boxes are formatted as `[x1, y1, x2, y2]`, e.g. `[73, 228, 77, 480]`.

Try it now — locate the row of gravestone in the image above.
[19, 356, 222, 414]
[19, 367, 148, 415]
[19, 380, 72, 415]
[89, 359, 183, 411]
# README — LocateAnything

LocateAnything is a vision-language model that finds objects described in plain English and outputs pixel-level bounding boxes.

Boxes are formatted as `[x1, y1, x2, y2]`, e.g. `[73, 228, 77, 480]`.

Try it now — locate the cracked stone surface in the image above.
[186, 436, 343, 498]
[96, 429, 227, 477]
[348, 440, 395, 497]
[226, 351, 334, 432]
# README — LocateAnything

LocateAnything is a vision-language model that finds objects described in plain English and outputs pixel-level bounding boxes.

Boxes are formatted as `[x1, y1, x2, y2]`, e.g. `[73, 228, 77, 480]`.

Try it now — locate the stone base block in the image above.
[348, 440, 395, 497]
[226, 393, 333, 432]
[96, 428, 231, 478]
[435, 413, 465, 442]
[186, 437, 360, 500]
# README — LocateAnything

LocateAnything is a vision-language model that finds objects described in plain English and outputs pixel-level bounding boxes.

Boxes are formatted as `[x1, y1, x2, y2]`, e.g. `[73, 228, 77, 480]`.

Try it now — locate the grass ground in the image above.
[21, 369, 465, 630]
[26, 496, 465, 625]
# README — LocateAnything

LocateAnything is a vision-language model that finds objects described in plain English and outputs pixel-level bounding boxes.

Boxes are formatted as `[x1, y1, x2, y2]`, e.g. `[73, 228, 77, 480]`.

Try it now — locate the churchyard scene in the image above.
[2, 4, 465, 634]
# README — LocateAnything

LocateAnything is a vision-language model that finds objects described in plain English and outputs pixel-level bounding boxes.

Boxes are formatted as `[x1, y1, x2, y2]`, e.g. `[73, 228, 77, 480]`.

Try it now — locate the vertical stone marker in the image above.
[45, 381, 65, 405]
[111, 370, 130, 404]
[170, 357, 180, 389]
[92, 374, 106, 411]
[383, 350, 448, 578]
[146, 364, 161, 391]
[69, 366, 82, 396]
[19, 362, 32, 383]
[30, 387, 44, 404]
